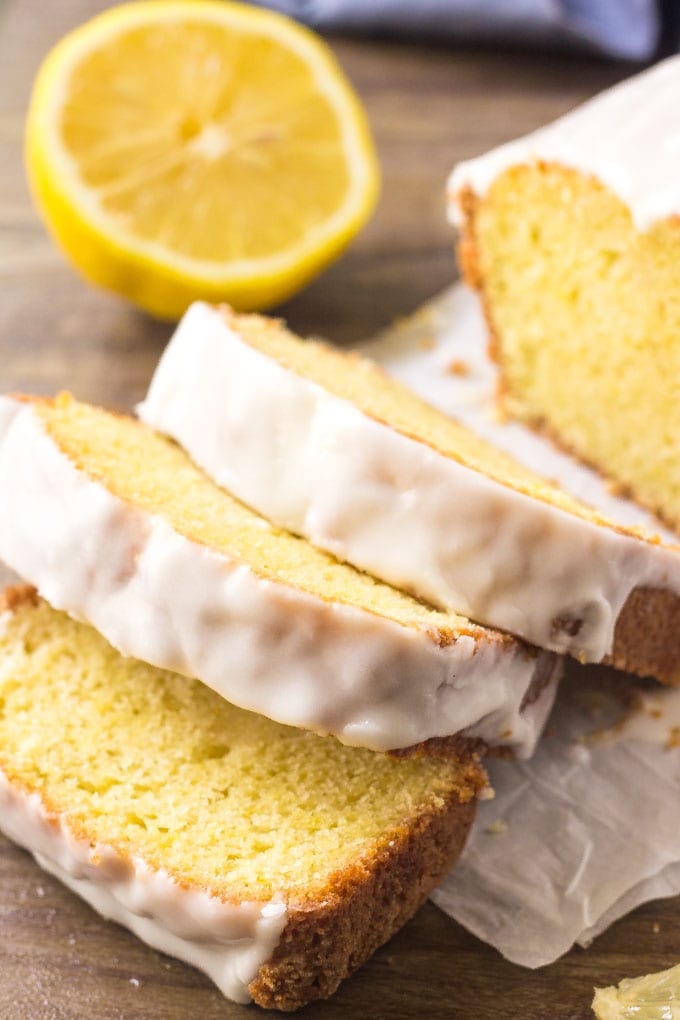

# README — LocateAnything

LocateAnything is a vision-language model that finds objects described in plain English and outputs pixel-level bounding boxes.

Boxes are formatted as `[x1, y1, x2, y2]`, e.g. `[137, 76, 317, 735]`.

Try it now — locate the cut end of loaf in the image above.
[456, 161, 680, 532]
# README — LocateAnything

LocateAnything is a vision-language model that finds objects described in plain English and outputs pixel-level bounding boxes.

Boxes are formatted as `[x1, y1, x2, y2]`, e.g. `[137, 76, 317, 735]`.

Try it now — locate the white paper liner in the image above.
[433, 665, 680, 967]
[366, 284, 680, 968]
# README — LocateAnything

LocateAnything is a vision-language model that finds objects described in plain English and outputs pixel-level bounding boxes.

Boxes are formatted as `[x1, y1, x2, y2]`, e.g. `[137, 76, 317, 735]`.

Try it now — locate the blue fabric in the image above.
[250, 0, 661, 60]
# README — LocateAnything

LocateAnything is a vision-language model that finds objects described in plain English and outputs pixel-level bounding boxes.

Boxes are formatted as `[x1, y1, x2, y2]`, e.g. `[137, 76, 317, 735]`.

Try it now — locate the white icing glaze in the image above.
[0, 396, 556, 757]
[447, 55, 680, 231]
[139, 303, 680, 664]
[0, 769, 287, 1004]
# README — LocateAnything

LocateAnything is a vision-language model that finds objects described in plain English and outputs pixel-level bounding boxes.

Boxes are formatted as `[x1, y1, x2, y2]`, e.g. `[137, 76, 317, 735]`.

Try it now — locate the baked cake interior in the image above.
[461, 162, 680, 528]
[0, 592, 481, 902]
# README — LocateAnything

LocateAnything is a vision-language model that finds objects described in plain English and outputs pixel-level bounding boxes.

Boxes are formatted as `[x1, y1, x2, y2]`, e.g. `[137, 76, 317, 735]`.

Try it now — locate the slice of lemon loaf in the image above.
[448, 56, 680, 532]
[139, 302, 680, 681]
[0, 586, 481, 1010]
[0, 393, 558, 758]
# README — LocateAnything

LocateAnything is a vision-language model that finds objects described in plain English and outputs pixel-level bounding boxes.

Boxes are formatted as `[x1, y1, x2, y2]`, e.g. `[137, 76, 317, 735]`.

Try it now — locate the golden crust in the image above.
[388, 731, 485, 760]
[606, 586, 680, 686]
[248, 788, 475, 1011]
[0, 583, 39, 615]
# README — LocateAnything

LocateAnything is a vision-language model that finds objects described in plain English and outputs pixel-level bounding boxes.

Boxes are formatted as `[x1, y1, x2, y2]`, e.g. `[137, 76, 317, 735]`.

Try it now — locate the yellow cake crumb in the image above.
[0, 594, 480, 902]
[461, 162, 680, 529]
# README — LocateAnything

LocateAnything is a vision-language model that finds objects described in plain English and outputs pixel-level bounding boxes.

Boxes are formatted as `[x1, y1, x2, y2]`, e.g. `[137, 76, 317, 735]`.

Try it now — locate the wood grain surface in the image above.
[0, 2, 673, 1018]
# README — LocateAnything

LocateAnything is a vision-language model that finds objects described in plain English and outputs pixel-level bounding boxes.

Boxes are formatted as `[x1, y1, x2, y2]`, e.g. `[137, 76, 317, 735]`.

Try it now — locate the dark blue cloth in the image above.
[251, 0, 661, 60]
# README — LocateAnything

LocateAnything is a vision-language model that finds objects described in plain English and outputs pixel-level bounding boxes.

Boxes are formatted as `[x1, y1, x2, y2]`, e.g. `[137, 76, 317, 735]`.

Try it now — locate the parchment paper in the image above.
[366, 285, 680, 968]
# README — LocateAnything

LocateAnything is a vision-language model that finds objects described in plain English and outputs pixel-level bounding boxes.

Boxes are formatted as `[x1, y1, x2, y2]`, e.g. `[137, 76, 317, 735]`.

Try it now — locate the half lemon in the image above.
[26, 1, 380, 318]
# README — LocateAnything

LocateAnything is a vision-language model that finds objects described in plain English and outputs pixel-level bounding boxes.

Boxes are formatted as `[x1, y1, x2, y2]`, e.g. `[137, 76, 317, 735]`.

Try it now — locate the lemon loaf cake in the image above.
[139, 302, 680, 679]
[448, 56, 680, 532]
[0, 586, 482, 1010]
[0, 393, 558, 758]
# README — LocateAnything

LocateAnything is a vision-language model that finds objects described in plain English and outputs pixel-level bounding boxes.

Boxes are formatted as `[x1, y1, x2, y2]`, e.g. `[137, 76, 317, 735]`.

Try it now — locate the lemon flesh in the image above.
[26, 1, 379, 318]
[593, 963, 680, 1019]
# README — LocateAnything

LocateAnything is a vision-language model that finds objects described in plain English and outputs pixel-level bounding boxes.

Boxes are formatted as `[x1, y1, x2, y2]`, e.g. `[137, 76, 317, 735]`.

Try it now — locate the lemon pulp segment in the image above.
[593, 962, 680, 1019]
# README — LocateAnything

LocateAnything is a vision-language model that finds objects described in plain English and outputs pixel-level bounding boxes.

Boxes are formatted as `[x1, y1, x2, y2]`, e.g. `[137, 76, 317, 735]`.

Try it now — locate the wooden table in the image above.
[1, 3, 672, 1018]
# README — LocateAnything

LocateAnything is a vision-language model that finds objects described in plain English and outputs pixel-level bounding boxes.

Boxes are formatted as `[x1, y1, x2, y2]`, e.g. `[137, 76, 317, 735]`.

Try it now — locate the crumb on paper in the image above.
[417, 336, 436, 351]
[129, 978, 140, 989]
[445, 358, 470, 377]
[35, 885, 45, 898]
[653, 922, 661, 933]
[667, 726, 680, 750]
[413, 306, 434, 327]
[485, 819, 508, 835]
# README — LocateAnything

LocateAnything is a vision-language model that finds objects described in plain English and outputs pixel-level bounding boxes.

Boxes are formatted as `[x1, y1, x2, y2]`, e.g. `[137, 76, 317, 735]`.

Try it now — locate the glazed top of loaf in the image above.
[448, 55, 680, 231]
